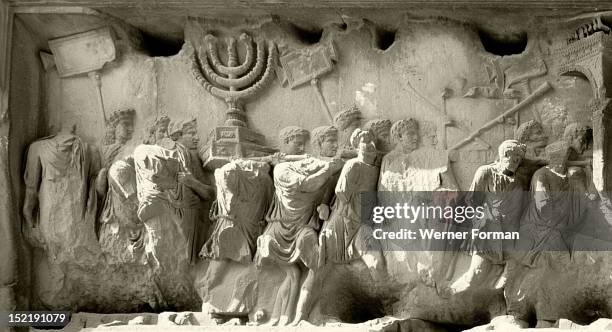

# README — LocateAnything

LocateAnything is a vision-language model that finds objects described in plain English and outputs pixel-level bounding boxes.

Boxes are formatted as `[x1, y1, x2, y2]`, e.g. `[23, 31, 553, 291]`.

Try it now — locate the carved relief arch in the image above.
[555, 27, 612, 191]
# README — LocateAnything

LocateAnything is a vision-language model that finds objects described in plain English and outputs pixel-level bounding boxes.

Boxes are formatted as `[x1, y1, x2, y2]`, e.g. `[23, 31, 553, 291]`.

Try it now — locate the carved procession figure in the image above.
[100, 109, 137, 168]
[23, 121, 101, 260]
[97, 109, 144, 264]
[256, 125, 343, 326]
[377, 119, 458, 288]
[378, 119, 458, 192]
[514, 120, 549, 185]
[319, 128, 385, 276]
[333, 106, 362, 159]
[450, 140, 527, 293]
[363, 119, 393, 163]
[22, 121, 102, 305]
[198, 158, 273, 314]
[167, 118, 213, 263]
[515, 120, 548, 160]
[133, 116, 212, 307]
[563, 123, 592, 192]
[504, 141, 594, 328]
[517, 141, 587, 268]
[277, 125, 309, 156]
[363, 119, 392, 153]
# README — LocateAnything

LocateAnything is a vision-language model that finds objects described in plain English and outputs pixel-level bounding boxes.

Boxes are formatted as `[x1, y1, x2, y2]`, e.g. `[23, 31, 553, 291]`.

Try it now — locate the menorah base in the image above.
[202, 126, 277, 170]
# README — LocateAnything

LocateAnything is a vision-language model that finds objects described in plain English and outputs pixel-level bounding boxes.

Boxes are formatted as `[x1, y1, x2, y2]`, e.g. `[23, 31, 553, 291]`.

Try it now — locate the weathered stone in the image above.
[6, 3, 612, 330]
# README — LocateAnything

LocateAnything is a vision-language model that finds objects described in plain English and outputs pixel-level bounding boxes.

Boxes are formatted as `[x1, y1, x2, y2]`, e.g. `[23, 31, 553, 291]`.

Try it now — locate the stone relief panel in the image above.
[8, 8, 612, 330]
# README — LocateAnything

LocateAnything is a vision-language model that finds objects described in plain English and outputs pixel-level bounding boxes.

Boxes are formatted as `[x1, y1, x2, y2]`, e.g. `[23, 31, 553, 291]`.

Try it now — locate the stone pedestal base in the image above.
[202, 126, 276, 170]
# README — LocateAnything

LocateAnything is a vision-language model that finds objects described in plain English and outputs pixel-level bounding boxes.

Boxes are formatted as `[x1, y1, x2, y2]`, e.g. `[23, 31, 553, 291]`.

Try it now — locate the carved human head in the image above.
[390, 119, 418, 154]
[169, 118, 199, 150]
[545, 141, 570, 167]
[312, 125, 339, 158]
[350, 128, 377, 163]
[497, 140, 526, 173]
[104, 109, 136, 145]
[279, 126, 310, 155]
[350, 128, 376, 149]
[420, 121, 438, 148]
[515, 120, 545, 143]
[334, 106, 362, 146]
[364, 119, 393, 152]
[515, 120, 547, 155]
[145, 115, 170, 144]
[563, 123, 590, 156]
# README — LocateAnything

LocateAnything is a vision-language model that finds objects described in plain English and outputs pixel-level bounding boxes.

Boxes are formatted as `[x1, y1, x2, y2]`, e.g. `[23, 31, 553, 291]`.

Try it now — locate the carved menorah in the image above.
[191, 33, 278, 169]
[192, 33, 277, 127]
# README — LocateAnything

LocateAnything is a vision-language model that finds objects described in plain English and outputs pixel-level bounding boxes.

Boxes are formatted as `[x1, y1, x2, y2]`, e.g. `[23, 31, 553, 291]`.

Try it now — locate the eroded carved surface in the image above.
[8, 8, 612, 331]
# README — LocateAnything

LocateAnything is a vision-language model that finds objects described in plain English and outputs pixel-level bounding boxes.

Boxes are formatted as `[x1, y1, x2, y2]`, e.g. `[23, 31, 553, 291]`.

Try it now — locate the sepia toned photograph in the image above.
[1, 0, 612, 331]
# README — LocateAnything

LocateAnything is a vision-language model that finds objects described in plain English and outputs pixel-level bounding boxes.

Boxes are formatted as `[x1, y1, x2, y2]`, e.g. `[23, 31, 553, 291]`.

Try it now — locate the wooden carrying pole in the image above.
[311, 78, 333, 123]
[449, 81, 552, 151]
[88, 71, 107, 122]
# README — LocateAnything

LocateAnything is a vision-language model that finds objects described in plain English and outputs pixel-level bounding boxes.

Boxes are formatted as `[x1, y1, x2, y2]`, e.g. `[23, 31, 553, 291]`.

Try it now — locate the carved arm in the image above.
[300, 159, 343, 193]
[178, 171, 214, 200]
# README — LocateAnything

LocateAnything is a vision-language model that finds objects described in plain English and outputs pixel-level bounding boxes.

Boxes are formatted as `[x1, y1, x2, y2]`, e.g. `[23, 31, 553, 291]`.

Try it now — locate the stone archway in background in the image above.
[555, 29, 612, 193]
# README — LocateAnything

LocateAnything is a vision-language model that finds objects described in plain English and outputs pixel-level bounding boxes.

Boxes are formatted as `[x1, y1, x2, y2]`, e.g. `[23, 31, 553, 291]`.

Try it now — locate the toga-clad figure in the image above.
[201, 160, 273, 263]
[23, 122, 100, 262]
[22, 121, 101, 306]
[256, 125, 343, 326]
[133, 116, 212, 308]
[97, 109, 143, 264]
[321, 128, 380, 264]
[450, 140, 527, 294]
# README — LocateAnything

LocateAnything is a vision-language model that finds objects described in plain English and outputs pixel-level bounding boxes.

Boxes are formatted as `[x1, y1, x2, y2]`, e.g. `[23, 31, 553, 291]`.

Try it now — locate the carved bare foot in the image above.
[486, 315, 530, 329]
[201, 303, 217, 320]
[535, 320, 555, 328]
[448, 270, 476, 294]
[449, 255, 488, 294]
[262, 317, 279, 326]
[290, 319, 315, 327]
[174, 312, 194, 325]
[278, 315, 290, 326]
[247, 309, 266, 326]
[222, 318, 242, 326]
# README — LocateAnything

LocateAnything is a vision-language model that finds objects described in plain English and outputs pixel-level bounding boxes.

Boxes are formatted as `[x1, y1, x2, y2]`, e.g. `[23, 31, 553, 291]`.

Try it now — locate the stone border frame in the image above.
[3, 1, 612, 315]
[0, 0, 16, 314]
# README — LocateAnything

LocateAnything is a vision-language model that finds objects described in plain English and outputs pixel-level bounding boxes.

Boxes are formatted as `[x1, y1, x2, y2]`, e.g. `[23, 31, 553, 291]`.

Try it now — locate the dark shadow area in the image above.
[376, 28, 396, 51]
[477, 29, 527, 56]
[290, 23, 323, 45]
[365, 20, 396, 51]
[141, 31, 183, 57]
[569, 287, 611, 325]
[334, 22, 348, 31]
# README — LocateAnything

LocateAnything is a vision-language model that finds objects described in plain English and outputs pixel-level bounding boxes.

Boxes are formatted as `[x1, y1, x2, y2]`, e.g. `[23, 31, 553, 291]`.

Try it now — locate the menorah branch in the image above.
[205, 34, 255, 77]
[199, 39, 266, 89]
[192, 34, 277, 128]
